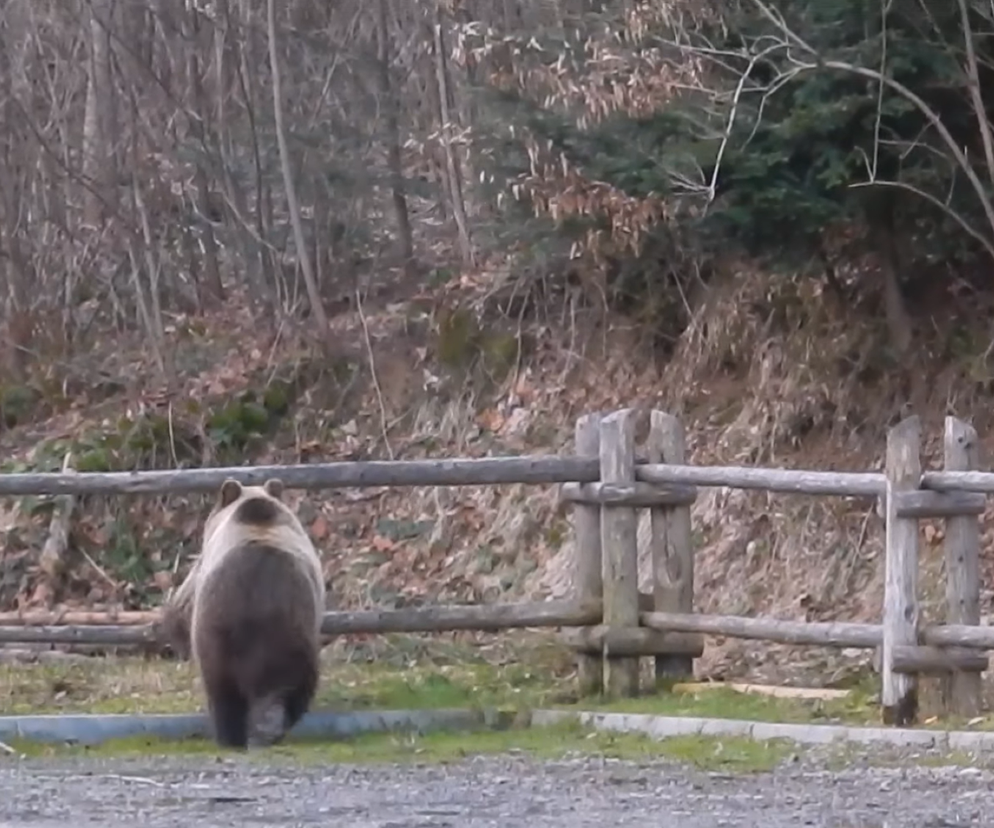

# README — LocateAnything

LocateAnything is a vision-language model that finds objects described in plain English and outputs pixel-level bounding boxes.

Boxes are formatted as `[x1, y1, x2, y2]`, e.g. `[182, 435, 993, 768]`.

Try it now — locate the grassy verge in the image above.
[5, 632, 993, 733]
[1, 632, 879, 723]
[8, 632, 994, 768]
[6, 718, 796, 773]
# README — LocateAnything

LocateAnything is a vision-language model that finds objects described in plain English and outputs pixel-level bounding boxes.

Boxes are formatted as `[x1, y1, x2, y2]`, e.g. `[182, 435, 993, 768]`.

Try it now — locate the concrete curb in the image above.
[0, 708, 486, 747]
[4, 706, 994, 753]
[530, 709, 994, 752]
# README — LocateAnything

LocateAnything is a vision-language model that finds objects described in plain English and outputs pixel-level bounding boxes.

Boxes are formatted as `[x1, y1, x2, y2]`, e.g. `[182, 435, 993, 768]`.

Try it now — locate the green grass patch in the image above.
[13, 633, 989, 732]
[584, 680, 880, 727]
[6, 719, 794, 773]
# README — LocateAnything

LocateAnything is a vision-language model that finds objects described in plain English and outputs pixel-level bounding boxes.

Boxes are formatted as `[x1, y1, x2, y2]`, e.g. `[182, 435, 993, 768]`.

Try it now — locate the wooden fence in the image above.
[1, 408, 993, 726]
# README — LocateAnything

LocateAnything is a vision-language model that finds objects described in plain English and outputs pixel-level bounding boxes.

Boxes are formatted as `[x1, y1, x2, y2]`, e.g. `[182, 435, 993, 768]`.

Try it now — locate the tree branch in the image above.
[849, 180, 994, 262]
[956, 0, 994, 191]
[748, 0, 994, 252]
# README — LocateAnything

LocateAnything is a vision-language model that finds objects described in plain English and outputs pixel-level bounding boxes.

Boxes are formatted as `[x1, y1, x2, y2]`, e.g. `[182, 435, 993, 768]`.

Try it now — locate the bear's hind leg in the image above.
[207, 679, 250, 749]
[281, 657, 319, 733]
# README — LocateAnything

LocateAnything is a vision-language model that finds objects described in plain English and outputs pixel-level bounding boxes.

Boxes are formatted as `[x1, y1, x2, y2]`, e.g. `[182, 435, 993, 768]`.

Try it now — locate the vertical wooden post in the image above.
[941, 416, 982, 717]
[599, 408, 641, 698]
[572, 413, 604, 697]
[882, 415, 921, 726]
[647, 411, 696, 682]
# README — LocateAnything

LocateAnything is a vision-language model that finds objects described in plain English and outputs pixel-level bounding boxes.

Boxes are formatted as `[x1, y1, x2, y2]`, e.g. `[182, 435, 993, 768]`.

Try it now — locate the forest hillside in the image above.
[3, 0, 994, 686]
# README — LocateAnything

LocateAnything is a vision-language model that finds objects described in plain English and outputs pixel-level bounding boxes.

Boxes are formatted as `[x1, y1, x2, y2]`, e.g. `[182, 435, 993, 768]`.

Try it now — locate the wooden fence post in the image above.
[941, 416, 982, 717]
[647, 411, 699, 682]
[882, 415, 921, 726]
[572, 413, 604, 696]
[599, 408, 641, 698]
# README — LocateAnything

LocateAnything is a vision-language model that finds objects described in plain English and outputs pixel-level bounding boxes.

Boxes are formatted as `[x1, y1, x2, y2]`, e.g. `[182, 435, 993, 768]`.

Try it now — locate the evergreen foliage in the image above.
[475, 0, 994, 290]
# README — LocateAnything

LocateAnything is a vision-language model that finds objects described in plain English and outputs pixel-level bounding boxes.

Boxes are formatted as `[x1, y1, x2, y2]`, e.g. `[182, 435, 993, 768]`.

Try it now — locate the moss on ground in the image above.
[7, 719, 795, 774]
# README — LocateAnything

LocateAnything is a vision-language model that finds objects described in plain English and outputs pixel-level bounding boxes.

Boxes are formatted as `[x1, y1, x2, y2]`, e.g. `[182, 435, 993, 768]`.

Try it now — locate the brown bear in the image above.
[172, 477, 325, 749]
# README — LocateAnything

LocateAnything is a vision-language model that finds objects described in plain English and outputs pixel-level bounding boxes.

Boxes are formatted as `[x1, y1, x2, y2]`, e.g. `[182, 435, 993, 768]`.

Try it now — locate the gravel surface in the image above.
[0, 746, 991, 827]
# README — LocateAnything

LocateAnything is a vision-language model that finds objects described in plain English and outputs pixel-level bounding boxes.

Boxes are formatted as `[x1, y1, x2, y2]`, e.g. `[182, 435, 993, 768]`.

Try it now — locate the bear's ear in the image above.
[263, 478, 284, 499]
[219, 478, 243, 507]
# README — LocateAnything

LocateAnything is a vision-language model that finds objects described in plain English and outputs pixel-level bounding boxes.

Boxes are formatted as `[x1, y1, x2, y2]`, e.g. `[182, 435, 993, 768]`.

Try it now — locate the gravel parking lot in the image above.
[0, 745, 990, 827]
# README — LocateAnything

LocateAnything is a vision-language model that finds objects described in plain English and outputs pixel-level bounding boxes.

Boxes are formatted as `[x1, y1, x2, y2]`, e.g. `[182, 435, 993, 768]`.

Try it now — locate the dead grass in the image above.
[0, 633, 580, 716]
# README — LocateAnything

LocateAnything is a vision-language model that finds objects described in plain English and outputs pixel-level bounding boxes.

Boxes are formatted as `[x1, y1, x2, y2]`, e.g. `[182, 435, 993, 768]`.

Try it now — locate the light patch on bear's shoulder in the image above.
[196, 485, 326, 616]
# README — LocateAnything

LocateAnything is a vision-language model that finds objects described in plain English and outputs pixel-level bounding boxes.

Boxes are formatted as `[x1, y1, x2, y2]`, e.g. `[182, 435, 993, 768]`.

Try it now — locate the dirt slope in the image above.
[2, 264, 994, 689]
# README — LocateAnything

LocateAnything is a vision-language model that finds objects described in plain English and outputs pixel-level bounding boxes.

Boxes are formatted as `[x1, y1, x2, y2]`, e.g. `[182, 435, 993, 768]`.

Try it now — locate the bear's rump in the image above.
[192, 541, 321, 698]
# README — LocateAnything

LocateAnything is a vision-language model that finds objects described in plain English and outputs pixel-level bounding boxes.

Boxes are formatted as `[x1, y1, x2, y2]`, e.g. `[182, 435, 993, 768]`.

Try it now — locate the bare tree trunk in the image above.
[0, 11, 34, 380]
[375, 0, 414, 264]
[874, 210, 913, 356]
[184, 6, 225, 306]
[432, 7, 475, 266]
[238, 0, 278, 313]
[213, 1, 266, 306]
[130, 183, 170, 379]
[82, 0, 117, 227]
[0, 166, 35, 382]
[267, 0, 331, 339]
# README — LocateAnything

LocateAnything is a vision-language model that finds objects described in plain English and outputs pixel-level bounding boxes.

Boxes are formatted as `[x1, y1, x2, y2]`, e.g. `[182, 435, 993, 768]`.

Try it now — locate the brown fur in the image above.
[158, 557, 200, 659]
[186, 478, 325, 749]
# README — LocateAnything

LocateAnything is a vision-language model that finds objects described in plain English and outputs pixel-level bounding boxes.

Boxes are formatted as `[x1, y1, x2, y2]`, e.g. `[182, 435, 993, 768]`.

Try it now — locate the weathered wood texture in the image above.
[640, 610, 881, 648]
[881, 415, 921, 726]
[599, 409, 641, 698]
[893, 490, 987, 518]
[0, 458, 891, 498]
[561, 626, 704, 657]
[569, 414, 605, 696]
[921, 624, 994, 650]
[635, 464, 884, 497]
[0, 611, 157, 626]
[10, 408, 994, 728]
[38, 454, 76, 579]
[648, 411, 696, 681]
[0, 600, 601, 646]
[923, 624, 994, 649]
[559, 481, 697, 507]
[890, 644, 988, 675]
[940, 417, 983, 716]
[319, 599, 600, 635]
[922, 470, 994, 493]
[0, 625, 157, 645]
[0, 456, 606, 496]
